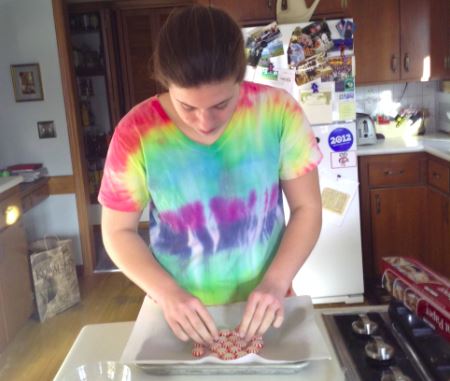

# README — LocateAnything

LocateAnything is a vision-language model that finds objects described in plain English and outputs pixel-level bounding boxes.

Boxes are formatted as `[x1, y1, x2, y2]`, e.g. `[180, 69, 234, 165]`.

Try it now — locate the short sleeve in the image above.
[98, 118, 150, 212]
[278, 91, 322, 180]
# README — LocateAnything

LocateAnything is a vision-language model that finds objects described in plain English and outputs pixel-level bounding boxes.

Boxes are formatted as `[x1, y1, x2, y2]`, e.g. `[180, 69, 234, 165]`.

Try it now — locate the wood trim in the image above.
[48, 176, 75, 195]
[112, 0, 193, 10]
[52, 0, 96, 276]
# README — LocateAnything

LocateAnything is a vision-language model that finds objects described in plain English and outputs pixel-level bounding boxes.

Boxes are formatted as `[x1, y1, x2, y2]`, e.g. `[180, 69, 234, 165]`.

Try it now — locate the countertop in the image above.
[53, 305, 391, 381]
[0, 175, 23, 195]
[357, 133, 450, 161]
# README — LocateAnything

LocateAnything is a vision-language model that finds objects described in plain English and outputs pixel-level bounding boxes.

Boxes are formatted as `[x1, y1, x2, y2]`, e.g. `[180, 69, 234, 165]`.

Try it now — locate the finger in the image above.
[180, 317, 207, 344]
[185, 309, 215, 344]
[245, 302, 269, 341]
[194, 304, 219, 341]
[168, 320, 190, 342]
[272, 307, 284, 328]
[239, 297, 258, 338]
[256, 304, 279, 336]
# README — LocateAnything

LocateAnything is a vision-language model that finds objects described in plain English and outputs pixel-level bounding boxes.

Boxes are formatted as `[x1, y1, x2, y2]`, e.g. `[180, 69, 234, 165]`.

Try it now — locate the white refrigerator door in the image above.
[284, 122, 364, 304]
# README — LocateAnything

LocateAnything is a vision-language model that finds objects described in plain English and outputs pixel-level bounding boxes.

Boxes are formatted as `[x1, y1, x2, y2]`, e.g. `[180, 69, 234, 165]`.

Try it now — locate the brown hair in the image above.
[153, 5, 246, 88]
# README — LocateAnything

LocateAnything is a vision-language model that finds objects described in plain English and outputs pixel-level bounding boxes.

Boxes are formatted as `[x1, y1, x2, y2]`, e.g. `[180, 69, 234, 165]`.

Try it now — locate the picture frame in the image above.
[10, 63, 44, 102]
[37, 121, 56, 139]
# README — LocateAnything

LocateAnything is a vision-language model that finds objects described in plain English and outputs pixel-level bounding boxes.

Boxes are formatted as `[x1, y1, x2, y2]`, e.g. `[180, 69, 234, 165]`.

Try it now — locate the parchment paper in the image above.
[121, 295, 331, 365]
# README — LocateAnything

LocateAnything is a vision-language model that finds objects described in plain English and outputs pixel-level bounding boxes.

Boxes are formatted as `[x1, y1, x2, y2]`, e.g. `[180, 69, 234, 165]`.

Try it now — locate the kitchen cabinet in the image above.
[350, 0, 449, 84]
[0, 189, 33, 352]
[68, 2, 123, 203]
[307, 0, 351, 20]
[210, 0, 275, 25]
[426, 155, 450, 278]
[358, 153, 427, 292]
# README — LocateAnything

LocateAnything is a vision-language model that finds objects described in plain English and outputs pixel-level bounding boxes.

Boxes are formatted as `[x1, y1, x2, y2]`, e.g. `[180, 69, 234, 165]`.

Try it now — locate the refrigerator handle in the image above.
[375, 194, 381, 215]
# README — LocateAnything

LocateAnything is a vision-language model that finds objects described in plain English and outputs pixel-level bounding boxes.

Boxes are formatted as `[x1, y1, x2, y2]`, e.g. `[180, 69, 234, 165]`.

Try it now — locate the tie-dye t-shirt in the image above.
[99, 81, 322, 305]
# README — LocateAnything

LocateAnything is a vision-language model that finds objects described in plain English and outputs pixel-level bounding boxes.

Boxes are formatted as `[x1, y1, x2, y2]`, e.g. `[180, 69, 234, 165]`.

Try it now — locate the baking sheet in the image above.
[121, 295, 331, 367]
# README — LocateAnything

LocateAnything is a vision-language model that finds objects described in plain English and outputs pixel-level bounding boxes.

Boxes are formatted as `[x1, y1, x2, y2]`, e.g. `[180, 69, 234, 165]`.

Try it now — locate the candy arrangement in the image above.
[191, 328, 264, 360]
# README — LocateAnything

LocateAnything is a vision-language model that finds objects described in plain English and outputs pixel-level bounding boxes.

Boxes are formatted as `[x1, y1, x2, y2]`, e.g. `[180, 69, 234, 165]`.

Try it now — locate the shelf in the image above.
[70, 28, 100, 35]
[76, 67, 105, 77]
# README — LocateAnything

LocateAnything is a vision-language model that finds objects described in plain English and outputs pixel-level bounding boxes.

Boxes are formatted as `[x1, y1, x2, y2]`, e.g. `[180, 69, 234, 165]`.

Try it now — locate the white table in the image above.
[53, 311, 346, 381]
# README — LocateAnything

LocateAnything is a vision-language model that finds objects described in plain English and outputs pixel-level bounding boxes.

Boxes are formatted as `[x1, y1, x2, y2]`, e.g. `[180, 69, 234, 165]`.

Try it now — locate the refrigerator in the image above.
[243, 19, 364, 304]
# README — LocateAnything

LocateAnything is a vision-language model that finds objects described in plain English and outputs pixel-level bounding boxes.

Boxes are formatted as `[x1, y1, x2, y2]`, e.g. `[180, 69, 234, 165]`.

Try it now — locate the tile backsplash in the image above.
[355, 81, 439, 133]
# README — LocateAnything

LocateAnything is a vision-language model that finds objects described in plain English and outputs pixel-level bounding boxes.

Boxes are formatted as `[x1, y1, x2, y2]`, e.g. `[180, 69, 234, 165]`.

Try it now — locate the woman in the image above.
[99, 5, 322, 346]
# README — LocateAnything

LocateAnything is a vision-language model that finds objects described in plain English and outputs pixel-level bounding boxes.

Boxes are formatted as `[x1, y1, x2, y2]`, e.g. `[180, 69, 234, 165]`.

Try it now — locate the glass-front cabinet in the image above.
[68, 3, 123, 271]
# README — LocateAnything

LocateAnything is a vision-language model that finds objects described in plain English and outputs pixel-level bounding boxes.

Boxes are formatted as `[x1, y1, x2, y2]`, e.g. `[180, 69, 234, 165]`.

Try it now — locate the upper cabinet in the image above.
[350, 0, 450, 84]
[307, 0, 351, 20]
[209, 0, 275, 26]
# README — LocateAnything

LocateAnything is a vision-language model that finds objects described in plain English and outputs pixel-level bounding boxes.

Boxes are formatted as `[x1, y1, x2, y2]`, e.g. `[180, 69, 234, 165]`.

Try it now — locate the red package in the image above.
[381, 257, 450, 342]
[7, 163, 42, 171]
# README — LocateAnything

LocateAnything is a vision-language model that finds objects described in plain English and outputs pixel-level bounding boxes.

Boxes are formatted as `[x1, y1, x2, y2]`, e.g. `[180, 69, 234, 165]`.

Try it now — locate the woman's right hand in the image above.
[157, 286, 218, 345]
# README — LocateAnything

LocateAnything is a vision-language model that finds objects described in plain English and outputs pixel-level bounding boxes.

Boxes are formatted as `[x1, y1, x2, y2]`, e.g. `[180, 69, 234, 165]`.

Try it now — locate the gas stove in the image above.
[322, 300, 450, 381]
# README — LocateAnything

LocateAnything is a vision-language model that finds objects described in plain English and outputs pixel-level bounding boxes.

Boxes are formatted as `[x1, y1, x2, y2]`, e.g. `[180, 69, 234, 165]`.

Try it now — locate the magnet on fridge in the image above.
[328, 127, 354, 152]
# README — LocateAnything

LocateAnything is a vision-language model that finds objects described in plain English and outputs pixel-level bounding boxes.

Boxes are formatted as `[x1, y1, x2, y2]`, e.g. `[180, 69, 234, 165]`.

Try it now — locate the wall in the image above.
[356, 80, 439, 137]
[0, 0, 82, 263]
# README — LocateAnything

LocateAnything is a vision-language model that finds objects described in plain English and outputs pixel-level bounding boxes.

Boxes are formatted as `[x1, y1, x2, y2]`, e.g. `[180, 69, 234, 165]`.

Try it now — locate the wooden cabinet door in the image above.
[210, 0, 275, 26]
[429, 0, 450, 79]
[0, 291, 7, 352]
[399, 0, 430, 81]
[350, 0, 400, 84]
[0, 223, 33, 344]
[307, 0, 351, 20]
[370, 186, 426, 278]
[426, 188, 450, 278]
[116, 7, 172, 111]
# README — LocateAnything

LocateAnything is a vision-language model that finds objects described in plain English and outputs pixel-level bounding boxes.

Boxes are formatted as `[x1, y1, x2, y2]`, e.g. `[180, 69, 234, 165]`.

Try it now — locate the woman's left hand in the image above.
[238, 281, 286, 341]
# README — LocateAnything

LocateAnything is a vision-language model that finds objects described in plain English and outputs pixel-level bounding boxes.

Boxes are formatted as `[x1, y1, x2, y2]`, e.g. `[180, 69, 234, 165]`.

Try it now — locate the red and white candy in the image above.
[190, 328, 264, 360]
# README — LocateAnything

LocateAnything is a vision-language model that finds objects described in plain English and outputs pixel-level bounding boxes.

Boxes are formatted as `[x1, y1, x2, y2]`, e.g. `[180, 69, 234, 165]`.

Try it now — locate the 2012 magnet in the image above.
[328, 127, 353, 152]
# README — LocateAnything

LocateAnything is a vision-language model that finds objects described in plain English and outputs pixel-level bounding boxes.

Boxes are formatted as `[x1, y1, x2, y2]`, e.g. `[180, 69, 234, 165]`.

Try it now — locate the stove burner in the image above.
[381, 366, 412, 381]
[365, 336, 395, 362]
[352, 313, 379, 335]
[322, 307, 431, 381]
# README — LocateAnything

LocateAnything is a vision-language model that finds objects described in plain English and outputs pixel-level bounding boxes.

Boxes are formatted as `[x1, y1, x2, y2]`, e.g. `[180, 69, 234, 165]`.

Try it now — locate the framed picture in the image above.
[10, 63, 44, 102]
[37, 121, 56, 139]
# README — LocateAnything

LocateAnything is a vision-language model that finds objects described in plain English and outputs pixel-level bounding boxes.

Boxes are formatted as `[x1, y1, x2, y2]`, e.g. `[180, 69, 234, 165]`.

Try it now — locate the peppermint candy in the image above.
[191, 328, 264, 360]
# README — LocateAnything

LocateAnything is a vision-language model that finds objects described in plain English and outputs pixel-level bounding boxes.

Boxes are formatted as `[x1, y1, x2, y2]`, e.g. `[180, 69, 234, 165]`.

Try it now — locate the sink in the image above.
[0, 176, 24, 194]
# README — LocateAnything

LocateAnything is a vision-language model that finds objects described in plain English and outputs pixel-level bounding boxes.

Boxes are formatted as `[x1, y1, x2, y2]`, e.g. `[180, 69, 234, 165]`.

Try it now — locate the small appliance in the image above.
[356, 113, 377, 146]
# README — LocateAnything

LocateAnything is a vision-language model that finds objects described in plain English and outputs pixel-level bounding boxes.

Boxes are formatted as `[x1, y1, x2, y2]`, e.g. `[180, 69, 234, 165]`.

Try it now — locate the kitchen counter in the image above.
[357, 133, 450, 161]
[0, 176, 23, 195]
[54, 304, 380, 381]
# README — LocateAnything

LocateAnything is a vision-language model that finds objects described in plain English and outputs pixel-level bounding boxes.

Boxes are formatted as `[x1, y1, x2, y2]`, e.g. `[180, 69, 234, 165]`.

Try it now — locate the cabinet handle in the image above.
[404, 53, 410, 72]
[281, 0, 288, 11]
[391, 55, 398, 73]
[375, 194, 381, 215]
[383, 169, 404, 176]
[432, 171, 441, 179]
[267, 0, 272, 9]
[445, 201, 449, 225]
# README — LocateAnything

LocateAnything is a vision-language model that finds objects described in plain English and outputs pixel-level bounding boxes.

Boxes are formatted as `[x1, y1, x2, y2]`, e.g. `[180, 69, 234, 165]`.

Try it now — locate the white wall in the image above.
[0, 0, 82, 263]
[355, 81, 439, 135]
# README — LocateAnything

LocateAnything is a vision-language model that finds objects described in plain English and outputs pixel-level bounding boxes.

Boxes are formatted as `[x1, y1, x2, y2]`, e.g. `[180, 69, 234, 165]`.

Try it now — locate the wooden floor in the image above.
[0, 272, 145, 381]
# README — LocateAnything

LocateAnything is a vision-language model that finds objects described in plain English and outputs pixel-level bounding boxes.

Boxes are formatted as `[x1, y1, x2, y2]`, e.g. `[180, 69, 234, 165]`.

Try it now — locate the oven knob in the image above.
[380, 366, 412, 381]
[352, 313, 378, 335]
[365, 336, 395, 361]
